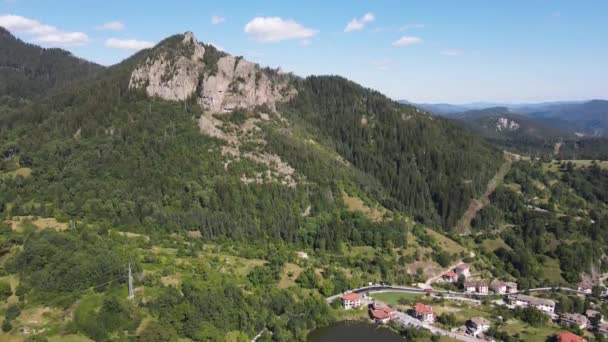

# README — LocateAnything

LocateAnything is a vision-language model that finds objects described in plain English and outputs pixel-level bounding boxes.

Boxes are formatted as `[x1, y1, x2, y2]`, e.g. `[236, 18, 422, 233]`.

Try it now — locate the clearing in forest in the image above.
[278, 263, 303, 288]
[341, 191, 388, 222]
[455, 157, 513, 234]
[543, 159, 608, 172]
[7, 216, 68, 232]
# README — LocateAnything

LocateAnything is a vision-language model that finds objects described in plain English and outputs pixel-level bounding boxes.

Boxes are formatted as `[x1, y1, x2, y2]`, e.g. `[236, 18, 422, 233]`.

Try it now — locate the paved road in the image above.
[327, 285, 593, 303]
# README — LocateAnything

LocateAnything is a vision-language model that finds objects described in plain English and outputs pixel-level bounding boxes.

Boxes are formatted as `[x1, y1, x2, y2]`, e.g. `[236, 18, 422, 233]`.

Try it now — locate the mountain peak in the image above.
[128, 32, 295, 113]
[182, 31, 197, 44]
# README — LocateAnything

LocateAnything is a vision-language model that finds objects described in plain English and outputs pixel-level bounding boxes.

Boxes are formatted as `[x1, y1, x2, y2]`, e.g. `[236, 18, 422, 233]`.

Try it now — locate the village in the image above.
[335, 263, 608, 342]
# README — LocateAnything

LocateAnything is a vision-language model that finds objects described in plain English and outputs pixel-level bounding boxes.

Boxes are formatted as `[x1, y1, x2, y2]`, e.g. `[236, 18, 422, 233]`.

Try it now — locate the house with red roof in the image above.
[341, 292, 362, 310]
[442, 271, 458, 283]
[557, 331, 587, 342]
[412, 302, 434, 323]
[370, 304, 396, 324]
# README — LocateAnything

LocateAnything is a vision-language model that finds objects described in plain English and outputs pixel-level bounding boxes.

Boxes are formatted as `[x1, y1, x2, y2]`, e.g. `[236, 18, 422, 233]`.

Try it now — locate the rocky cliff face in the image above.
[129, 32, 294, 113]
[129, 32, 299, 187]
[129, 32, 204, 102]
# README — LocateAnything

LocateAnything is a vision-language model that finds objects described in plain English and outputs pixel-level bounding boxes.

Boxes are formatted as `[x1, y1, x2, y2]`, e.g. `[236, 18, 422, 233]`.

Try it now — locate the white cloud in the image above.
[344, 13, 375, 32]
[96, 21, 125, 31]
[440, 49, 464, 56]
[244, 17, 318, 43]
[211, 15, 225, 25]
[104, 38, 154, 50]
[299, 39, 312, 46]
[0, 14, 89, 46]
[392, 36, 422, 47]
[399, 23, 425, 31]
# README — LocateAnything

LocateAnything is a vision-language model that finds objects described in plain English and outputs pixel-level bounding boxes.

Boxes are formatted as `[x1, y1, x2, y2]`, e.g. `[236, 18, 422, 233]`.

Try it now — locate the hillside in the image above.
[0, 26, 103, 108]
[0, 30, 524, 341]
[450, 107, 573, 141]
[0, 31, 502, 234]
[521, 100, 608, 137]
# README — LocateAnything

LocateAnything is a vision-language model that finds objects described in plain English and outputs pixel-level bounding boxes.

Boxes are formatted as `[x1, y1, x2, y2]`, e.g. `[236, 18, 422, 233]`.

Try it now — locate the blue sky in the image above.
[1, 0, 607, 103]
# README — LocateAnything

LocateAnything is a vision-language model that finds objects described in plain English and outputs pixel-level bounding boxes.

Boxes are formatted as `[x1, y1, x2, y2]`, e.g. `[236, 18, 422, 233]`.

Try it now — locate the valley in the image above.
[0, 6, 606, 342]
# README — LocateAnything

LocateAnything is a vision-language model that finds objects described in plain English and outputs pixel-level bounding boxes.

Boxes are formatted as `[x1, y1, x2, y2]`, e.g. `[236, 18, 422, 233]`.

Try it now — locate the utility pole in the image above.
[127, 263, 134, 300]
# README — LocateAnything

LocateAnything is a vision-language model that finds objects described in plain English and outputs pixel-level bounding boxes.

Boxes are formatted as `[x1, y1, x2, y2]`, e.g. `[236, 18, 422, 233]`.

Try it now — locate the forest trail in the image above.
[455, 155, 513, 234]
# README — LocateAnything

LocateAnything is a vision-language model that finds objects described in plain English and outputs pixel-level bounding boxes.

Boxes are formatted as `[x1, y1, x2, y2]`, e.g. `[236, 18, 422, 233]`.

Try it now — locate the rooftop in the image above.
[342, 292, 361, 301]
[511, 294, 555, 307]
[414, 302, 432, 315]
[371, 309, 389, 320]
[557, 331, 585, 342]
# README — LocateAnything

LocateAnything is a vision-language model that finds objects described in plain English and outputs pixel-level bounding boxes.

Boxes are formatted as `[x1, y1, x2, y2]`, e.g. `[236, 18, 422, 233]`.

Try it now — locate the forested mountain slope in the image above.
[0, 26, 103, 103]
[1, 31, 502, 237]
[280, 76, 502, 228]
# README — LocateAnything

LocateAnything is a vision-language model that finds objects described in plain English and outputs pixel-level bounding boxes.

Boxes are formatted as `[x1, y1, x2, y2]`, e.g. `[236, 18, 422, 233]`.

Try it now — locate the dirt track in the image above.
[455, 157, 512, 234]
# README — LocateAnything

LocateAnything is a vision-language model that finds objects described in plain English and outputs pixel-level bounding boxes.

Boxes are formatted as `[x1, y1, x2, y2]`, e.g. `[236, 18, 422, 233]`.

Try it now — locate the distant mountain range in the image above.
[401, 99, 608, 138]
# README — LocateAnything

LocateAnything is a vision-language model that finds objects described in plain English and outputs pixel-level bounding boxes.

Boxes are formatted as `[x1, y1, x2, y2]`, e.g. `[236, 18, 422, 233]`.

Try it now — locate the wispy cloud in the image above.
[399, 23, 425, 31]
[440, 49, 465, 56]
[244, 17, 318, 43]
[392, 36, 422, 47]
[211, 15, 225, 25]
[0, 14, 89, 46]
[344, 13, 375, 32]
[96, 21, 125, 31]
[104, 38, 154, 50]
[299, 39, 312, 46]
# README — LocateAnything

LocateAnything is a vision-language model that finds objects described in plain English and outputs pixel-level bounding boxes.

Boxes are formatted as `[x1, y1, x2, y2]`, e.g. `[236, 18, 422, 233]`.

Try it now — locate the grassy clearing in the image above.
[0, 167, 32, 180]
[112, 230, 150, 241]
[15, 306, 62, 328]
[371, 292, 425, 307]
[160, 273, 182, 287]
[344, 246, 376, 258]
[278, 263, 303, 289]
[540, 257, 563, 283]
[0, 333, 23, 342]
[7, 216, 68, 232]
[501, 319, 562, 342]
[203, 252, 266, 276]
[425, 228, 465, 254]
[0, 275, 19, 306]
[342, 191, 388, 222]
[481, 238, 510, 253]
[544, 160, 608, 172]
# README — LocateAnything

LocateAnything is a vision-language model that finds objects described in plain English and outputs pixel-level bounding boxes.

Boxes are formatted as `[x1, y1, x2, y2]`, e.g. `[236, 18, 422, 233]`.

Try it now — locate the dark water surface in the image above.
[307, 321, 403, 342]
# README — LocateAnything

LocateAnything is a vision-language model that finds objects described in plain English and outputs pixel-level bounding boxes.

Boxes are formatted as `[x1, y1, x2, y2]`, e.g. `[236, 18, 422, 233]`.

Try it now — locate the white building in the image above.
[491, 280, 507, 294]
[341, 292, 362, 310]
[465, 281, 489, 294]
[505, 281, 518, 294]
[467, 317, 490, 337]
[509, 294, 555, 314]
[454, 264, 471, 278]
[560, 313, 590, 330]
[577, 282, 593, 294]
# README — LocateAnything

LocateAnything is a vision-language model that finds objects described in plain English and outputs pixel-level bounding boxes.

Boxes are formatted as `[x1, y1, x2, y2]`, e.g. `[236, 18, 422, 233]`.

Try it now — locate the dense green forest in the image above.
[0, 27, 103, 102]
[280, 76, 502, 229]
[474, 161, 608, 287]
